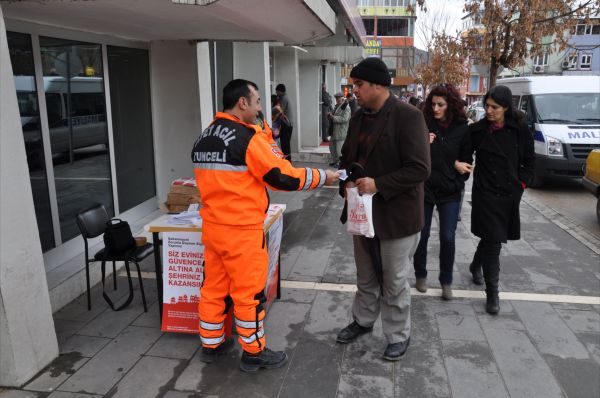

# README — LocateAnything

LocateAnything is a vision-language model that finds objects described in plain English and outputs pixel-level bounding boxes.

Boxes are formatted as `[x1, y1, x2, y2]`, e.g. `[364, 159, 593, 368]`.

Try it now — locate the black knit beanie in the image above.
[350, 58, 391, 86]
[275, 83, 286, 93]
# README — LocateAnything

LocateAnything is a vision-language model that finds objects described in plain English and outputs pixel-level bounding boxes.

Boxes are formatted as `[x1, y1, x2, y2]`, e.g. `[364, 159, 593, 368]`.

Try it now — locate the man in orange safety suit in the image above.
[192, 79, 338, 372]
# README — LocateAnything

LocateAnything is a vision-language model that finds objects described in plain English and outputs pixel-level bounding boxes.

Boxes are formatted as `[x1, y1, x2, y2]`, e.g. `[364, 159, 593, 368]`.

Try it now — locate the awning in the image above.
[2, 0, 336, 44]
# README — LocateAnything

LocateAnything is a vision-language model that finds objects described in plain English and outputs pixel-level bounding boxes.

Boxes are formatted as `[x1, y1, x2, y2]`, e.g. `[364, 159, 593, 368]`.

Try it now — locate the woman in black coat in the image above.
[455, 85, 535, 314]
[413, 84, 469, 300]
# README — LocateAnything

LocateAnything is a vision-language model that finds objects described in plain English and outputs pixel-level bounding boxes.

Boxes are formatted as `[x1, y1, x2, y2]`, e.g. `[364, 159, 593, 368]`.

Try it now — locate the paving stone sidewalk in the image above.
[2, 163, 599, 398]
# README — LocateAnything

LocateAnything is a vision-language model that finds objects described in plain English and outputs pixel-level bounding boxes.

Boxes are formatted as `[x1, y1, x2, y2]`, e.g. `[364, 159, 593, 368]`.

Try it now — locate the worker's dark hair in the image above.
[222, 79, 259, 111]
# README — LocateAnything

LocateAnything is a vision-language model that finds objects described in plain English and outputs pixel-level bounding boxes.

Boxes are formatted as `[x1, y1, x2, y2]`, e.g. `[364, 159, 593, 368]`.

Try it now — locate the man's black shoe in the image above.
[336, 321, 373, 344]
[200, 337, 234, 363]
[469, 263, 484, 285]
[383, 337, 410, 361]
[239, 348, 287, 372]
[486, 295, 500, 315]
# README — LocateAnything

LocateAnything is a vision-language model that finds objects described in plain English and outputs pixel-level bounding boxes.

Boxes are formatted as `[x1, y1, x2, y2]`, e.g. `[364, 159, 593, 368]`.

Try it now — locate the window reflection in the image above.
[39, 36, 114, 242]
[7, 32, 55, 252]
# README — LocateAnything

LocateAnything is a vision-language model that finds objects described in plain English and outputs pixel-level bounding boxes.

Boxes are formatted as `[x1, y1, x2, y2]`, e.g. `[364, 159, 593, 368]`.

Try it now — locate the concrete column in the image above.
[150, 40, 202, 203]
[0, 6, 59, 386]
[299, 61, 321, 148]
[196, 42, 214, 130]
[232, 42, 271, 122]
[273, 47, 300, 153]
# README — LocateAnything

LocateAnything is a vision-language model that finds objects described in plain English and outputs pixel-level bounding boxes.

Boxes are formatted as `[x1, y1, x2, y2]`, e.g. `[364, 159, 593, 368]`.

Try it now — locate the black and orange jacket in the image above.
[192, 112, 326, 228]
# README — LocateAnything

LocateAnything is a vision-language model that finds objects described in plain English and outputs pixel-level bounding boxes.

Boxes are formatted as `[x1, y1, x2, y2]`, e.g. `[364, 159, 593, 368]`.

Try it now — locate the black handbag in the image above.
[103, 219, 135, 255]
[102, 219, 136, 311]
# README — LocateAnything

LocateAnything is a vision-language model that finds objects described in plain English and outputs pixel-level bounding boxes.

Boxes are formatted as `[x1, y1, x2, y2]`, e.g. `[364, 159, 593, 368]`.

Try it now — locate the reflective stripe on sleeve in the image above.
[302, 167, 313, 190]
[239, 328, 265, 344]
[200, 334, 225, 346]
[200, 320, 224, 331]
[317, 169, 326, 187]
[194, 163, 248, 172]
[235, 318, 264, 330]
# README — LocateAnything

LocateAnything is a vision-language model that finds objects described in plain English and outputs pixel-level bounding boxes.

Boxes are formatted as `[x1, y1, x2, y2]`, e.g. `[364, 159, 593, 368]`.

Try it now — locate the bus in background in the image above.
[500, 76, 600, 187]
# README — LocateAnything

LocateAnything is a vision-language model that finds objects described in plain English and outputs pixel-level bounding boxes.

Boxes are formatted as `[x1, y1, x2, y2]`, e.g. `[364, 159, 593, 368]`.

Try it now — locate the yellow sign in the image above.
[359, 6, 414, 17]
[363, 39, 382, 58]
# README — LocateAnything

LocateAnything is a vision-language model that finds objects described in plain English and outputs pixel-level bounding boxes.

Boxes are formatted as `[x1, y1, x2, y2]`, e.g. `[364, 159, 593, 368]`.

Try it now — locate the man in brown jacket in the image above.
[336, 58, 430, 360]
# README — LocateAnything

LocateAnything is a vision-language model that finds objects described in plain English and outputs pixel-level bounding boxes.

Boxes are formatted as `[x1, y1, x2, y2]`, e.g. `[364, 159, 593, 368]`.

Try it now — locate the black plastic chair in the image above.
[76, 204, 152, 312]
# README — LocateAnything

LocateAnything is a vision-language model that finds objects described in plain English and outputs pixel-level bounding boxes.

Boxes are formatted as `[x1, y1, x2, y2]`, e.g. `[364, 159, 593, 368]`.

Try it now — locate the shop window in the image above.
[7, 31, 55, 252]
[39, 36, 114, 242]
[107, 46, 156, 212]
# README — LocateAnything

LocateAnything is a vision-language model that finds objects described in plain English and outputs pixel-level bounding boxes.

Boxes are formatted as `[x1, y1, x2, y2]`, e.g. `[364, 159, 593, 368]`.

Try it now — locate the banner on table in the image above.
[161, 232, 204, 333]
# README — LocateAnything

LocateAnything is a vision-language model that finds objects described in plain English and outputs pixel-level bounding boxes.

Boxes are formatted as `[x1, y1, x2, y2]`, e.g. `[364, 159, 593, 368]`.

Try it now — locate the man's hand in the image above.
[454, 160, 473, 174]
[324, 169, 341, 186]
[429, 133, 436, 144]
[356, 177, 377, 195]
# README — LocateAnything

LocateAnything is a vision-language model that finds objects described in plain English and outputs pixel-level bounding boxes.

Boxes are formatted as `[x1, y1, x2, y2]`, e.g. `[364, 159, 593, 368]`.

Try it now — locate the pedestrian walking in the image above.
[327, 92, 351, 167]
[455, 85, 535, 315]
[192, 79, 338, 371]
[336, 58, 430, 361]
[346, 91, 358, 115]
[412, 84, 469, 300]
[275, 83, 293, 162]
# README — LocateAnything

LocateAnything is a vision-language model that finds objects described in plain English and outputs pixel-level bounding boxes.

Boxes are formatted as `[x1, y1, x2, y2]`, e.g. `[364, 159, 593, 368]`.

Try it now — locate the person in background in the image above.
[336, 58, 430, 361]
[271, 94, 286, 144]
[275, 83, 293, 162]
[346, 91, 358, 115]
[408, 96, 422, 108]
[192, 79, 338, 371]
[455, 85, 535, 315]
[327, 92, 351, 167]
[412, 84, 469, 300]
[321, 83, 333, 143]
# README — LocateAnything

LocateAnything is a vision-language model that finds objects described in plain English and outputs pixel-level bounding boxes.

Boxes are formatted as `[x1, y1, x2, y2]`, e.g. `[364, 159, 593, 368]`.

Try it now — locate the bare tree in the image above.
[416, 32, 470, 88]
[462, 0, 599, 87]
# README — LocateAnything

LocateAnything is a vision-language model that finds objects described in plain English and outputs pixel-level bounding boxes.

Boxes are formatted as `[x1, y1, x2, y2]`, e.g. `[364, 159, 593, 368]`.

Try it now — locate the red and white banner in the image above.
[161, 232, 204, 333]
[160, 206, 284, 333]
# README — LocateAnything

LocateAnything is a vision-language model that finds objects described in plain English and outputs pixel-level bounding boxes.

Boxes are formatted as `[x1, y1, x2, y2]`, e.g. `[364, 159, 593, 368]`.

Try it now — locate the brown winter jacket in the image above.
[340, 94, 431, 239]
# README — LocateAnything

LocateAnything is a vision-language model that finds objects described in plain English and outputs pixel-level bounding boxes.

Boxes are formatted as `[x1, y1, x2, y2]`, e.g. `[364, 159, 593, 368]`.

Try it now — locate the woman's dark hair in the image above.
[222, 79, 258, 111]
[271, 94, 279, 106]
[424, 84, 466, 123]
[483, 85, 520, 121]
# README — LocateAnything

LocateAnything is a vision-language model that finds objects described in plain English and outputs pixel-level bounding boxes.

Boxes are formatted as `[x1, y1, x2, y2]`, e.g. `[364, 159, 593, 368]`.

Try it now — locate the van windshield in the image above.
[534, 93, 600, 124]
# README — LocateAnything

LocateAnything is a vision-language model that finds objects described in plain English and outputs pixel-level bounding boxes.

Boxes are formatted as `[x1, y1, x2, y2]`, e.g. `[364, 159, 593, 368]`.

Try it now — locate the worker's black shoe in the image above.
[336, 321, 373, 344]
[239, 348, 287, 372]
[486, 294, 500, 315]
[200, 337, 234, 363]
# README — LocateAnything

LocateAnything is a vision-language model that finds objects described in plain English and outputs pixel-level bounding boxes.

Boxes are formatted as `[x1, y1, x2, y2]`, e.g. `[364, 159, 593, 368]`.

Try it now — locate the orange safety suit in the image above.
[192, 112, 326, 354]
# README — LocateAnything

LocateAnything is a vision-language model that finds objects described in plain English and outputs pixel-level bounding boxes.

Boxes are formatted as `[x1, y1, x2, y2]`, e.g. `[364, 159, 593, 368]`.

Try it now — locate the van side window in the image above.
[45, 93, 63, 127]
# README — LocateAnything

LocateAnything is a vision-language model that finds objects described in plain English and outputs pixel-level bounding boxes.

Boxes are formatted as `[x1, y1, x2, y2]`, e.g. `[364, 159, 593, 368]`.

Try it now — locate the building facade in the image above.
[0, 0, 363, 386]
[355, 0, 418, 95]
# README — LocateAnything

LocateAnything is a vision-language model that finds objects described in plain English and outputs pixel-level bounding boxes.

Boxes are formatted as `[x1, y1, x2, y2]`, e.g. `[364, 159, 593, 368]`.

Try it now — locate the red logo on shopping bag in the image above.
[349, 203, 368, 224]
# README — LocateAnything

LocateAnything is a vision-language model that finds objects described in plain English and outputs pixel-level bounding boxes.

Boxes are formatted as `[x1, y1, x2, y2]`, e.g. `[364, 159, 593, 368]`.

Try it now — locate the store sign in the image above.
[363, 39, 382, 58]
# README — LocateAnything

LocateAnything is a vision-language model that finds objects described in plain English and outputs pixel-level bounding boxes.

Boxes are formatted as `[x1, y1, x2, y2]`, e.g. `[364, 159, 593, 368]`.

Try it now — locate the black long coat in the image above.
[424, 117, 469, 204]
[340, 94, 431, 239]
[460, 117, 535, 242]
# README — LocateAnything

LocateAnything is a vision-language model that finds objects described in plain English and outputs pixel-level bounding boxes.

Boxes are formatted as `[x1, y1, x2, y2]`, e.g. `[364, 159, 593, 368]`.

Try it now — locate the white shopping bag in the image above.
[346, 187, 375, 238]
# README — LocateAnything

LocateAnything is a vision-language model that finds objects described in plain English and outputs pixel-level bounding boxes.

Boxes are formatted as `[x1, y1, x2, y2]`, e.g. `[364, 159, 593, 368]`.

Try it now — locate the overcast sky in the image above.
[414, 0, 466, 50]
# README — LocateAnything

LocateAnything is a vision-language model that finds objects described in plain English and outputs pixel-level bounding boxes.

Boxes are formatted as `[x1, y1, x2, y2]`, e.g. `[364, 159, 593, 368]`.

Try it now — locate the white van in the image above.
[15, 75, 108, 157]
[499, 76, 600, 186]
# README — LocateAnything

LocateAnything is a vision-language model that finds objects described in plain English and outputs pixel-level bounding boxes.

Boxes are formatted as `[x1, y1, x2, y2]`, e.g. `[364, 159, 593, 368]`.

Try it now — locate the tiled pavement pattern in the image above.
[2, 163, 599, 398]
